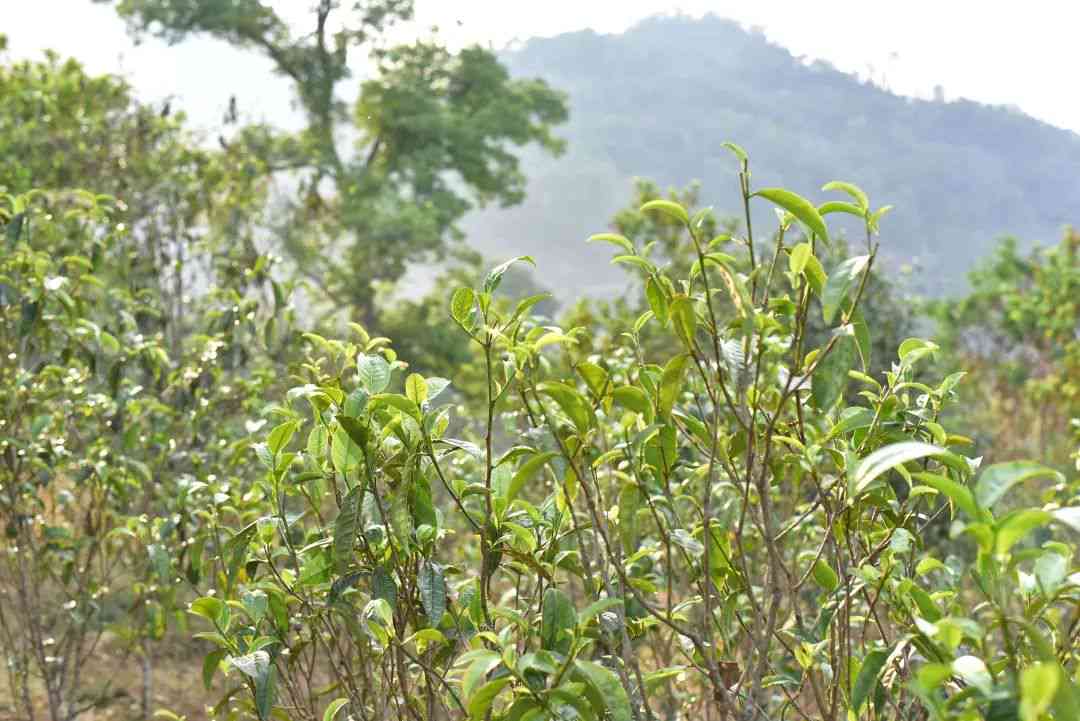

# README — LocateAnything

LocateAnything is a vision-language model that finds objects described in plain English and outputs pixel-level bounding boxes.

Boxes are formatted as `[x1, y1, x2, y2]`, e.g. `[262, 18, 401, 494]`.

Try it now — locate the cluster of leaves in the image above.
[190, 150, 1080, 721]
[0, 45, 271, 347]
[0, 16, 569, 716]
[0, 186, 287, 720]
[567, 177, 917, 373]
[932, 230, 1080, 466]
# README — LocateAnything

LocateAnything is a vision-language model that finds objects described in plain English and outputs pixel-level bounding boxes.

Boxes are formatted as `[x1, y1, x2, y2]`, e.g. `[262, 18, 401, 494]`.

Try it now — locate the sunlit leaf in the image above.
[753, 187, 828, 243]
[640, 199, 689, 225]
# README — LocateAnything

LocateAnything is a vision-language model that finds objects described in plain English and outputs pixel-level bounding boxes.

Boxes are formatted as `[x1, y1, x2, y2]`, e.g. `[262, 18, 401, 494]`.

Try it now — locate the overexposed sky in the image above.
[4, 1, 1079, 134]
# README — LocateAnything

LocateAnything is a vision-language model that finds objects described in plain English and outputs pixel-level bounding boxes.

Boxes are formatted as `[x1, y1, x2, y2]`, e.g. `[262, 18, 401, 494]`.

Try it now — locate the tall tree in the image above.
[102, 0, 568, 325]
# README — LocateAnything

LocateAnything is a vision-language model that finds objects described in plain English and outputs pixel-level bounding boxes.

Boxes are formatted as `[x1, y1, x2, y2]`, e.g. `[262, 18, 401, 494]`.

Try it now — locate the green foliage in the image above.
[0, 34, 1077, 721]
[934, 229, 1080, 465]
[0, 48, 292, 715]
[179, 151, 1080, 721]
[103, 0, 568, 327]
[0, 49, 269, 320]
[0, 192, 270, 719]
[567, 177, 916, 380]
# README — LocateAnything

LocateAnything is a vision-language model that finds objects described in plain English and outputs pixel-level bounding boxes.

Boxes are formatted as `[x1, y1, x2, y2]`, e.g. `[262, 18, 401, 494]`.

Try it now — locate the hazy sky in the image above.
[5, 1, 1079, 134]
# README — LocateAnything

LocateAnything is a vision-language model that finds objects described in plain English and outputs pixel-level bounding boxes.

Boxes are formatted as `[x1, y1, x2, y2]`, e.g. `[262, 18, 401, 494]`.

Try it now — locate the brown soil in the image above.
[0, 635, 218, 721]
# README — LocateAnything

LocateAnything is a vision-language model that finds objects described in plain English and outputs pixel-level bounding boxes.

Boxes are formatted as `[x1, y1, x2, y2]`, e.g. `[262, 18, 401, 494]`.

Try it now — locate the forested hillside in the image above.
[466, 14, 1080, 296]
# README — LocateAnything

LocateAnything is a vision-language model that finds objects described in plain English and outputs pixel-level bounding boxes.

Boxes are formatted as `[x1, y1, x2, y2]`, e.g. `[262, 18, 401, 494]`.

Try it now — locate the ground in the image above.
[0, 634, 214, 721]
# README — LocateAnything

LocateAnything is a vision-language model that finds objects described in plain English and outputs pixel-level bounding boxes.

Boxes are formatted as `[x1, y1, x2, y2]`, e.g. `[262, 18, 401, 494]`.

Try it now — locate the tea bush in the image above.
[0, 188, 290, 720]
[183, 149, 1080, 721]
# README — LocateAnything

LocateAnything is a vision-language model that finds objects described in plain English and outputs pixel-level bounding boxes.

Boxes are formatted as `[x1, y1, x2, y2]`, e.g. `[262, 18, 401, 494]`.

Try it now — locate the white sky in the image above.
[4, 1, 1079, 134]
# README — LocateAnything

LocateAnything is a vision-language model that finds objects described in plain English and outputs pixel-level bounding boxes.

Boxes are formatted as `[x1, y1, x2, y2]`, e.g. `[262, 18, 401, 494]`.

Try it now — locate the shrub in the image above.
[188, 149, 1080, 721]
[0, 189, 288, 721]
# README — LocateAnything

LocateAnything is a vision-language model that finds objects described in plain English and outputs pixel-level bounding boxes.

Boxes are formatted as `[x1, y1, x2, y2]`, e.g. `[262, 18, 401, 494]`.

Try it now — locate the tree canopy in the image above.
[103, 0, 568, 324]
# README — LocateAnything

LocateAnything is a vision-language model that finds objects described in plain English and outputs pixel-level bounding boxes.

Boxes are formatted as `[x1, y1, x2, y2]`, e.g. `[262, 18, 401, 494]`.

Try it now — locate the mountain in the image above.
[461, 14, 1080, 297]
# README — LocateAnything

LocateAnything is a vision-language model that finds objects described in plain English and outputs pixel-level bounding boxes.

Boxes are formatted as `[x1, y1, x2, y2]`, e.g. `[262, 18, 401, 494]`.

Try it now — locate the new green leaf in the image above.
[640, 199, 690, 225]
[753, 187, 829, 243]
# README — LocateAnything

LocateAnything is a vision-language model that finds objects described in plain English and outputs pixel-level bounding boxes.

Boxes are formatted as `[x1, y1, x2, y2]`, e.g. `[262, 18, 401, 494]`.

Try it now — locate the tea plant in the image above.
[0, 189, 291, 721]
[191, 147, 1080, 721]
